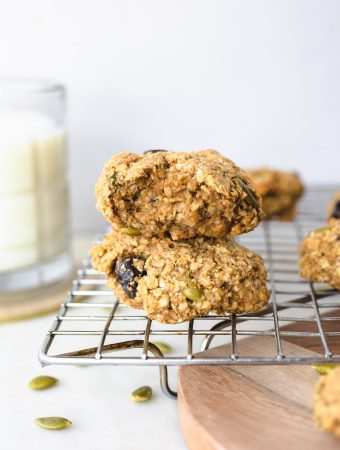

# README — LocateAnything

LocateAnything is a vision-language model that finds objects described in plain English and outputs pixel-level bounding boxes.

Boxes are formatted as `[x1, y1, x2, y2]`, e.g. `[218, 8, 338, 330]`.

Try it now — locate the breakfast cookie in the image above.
[299, 221, 340, 289]
[246, 167, 304, 220]
[91, 228, 270, 324]
[328, 191, 340, 222]
[314, 366, 340, 438]
[95, 150, 264, 240]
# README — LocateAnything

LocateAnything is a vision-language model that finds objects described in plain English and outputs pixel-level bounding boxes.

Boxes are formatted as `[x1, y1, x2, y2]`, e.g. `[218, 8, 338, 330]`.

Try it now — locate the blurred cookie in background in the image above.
[246, 167, 304, 221]
[314, 366, 340, 438]
[299, 221, 340, 290]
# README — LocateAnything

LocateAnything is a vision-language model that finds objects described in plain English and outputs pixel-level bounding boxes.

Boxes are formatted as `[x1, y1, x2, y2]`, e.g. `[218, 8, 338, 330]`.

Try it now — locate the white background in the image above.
[0, 0, 339, 232]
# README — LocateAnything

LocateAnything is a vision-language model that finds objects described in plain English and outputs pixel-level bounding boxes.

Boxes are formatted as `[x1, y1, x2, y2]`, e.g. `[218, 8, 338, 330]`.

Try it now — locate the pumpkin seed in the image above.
[234, 178, 257, 207]
[312, 363, 338, 375]
[313, 227, 327, 234]
[183, 277, 203, 300]
[183, 283, 203, 301]
[34, 417, 71, 430]
[143, 149, 168, 154]
[152, 341, 172, 353]
[28, 376, 58, 390]
[121, 227, 141, 236]
[130, 385, 153, 402]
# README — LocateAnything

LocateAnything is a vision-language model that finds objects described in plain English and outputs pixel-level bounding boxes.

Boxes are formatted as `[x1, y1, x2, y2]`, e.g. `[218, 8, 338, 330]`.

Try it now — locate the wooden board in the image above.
[0, 235, 92, 323]
[178, 313, 340, 450]
[0, 281, 70, 323]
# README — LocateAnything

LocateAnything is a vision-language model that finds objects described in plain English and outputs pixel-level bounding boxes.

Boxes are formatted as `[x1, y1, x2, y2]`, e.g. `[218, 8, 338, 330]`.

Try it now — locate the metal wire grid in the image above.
[39, 186, 340, 398]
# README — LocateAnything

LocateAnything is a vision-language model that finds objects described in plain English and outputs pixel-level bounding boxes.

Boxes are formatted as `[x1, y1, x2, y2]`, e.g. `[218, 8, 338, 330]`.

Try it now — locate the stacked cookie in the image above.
[91, 150, 270, 323]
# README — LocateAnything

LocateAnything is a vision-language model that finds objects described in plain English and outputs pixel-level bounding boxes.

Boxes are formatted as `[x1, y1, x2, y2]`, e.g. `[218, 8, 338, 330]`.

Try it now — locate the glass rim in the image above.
[0, 77, 65, 95]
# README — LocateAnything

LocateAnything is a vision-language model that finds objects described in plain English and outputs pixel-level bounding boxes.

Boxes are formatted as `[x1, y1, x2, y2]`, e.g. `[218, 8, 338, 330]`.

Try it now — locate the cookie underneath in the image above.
[91, 228, 270, 324]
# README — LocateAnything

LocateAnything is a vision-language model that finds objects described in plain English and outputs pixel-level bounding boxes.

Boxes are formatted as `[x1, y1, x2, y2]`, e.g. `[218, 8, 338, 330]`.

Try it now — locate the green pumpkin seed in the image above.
[34, 417, 71, 430]
[152, 341, 172, 353]
[313, 227, 327, 234]
[183, 278, 203, 301]
[183, 286, 203, 301]
[234, 178, 257, 207]
[121, 227, 141, 236]
[130, 385, 153, 402]
[28, 376, 58, 390]
[312, 363, 338, 375]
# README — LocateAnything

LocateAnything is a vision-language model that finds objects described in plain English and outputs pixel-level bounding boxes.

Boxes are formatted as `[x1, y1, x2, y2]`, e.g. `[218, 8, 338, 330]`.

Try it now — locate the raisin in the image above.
[331, 201, 340, 219]
[115, 256, 146, 298]
[143, 149, 168, 154]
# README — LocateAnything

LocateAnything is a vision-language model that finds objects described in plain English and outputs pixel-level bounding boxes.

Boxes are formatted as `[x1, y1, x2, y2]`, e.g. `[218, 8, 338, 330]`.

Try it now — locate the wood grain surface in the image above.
[0, 281, 71, 323]
[178, 312, 340, 450]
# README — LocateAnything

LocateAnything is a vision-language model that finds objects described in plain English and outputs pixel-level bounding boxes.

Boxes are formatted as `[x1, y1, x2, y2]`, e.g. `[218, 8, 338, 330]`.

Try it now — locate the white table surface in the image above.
[1, 236, 187, 450]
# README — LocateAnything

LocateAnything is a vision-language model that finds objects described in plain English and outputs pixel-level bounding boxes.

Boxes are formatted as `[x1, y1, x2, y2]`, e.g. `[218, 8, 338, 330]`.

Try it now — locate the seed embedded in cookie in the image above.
[143, 149, 168, 154]
[90, 227, 270, 324]
[95, 150, 264, 240]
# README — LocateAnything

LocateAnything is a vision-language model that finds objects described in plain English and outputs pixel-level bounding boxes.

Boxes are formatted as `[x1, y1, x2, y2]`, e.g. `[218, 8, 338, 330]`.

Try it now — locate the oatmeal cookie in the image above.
[246, 167, 304, 220]
[299, 221, 340, 289]
[91, 228, 270, 324]
[314, 366, 340, 438]
[95, 150, 263, 240]
[328, 191, 340, 222]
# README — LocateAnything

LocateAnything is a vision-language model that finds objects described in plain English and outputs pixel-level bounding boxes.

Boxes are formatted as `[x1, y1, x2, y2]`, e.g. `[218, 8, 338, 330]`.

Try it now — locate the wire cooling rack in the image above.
[39, 186, 340, 398]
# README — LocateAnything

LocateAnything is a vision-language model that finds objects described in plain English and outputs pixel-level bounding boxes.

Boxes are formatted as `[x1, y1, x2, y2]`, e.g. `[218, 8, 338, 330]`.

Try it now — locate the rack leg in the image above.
[159, 365, 177, 399]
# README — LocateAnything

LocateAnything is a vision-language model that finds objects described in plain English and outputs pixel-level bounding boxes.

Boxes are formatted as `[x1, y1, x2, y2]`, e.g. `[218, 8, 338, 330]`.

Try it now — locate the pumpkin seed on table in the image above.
[121, 226, 141, 236]
[313, 363, 338, 375]
[233, 178, 257, 207]
[28, 376, 58, 390]
[152, 341, 172, 353]
[34, 417, 71, 430]
[130, 385, 153, 402]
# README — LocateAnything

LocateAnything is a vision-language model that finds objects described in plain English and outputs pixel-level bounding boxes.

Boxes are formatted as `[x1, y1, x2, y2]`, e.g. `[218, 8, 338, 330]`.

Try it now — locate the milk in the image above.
[0, 110, 68, 272]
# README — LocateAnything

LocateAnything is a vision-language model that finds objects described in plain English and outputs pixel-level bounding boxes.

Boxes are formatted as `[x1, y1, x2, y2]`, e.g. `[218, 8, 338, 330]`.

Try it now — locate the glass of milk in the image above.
[0, 79, 73, 296]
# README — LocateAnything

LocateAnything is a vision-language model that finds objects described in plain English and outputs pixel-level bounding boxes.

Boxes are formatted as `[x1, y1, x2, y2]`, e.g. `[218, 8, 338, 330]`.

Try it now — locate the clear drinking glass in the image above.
[0, 79, 73, 297]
